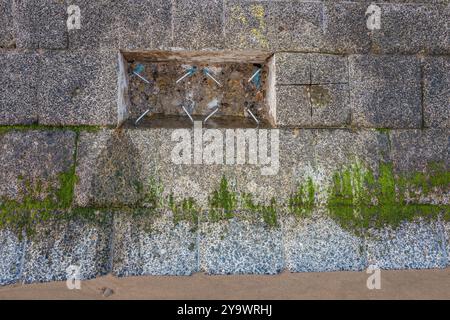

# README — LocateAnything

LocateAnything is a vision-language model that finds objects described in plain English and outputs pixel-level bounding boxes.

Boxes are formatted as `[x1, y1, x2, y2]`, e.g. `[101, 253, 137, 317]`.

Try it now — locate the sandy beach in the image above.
[0, 268, 449, 300]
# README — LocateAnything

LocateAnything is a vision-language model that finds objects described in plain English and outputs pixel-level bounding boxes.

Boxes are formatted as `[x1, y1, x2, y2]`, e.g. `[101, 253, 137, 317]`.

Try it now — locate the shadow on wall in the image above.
[90, 130, 144, 207]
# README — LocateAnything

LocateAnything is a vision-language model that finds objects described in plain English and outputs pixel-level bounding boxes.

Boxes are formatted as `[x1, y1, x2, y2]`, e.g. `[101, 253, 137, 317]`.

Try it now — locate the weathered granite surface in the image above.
[390, 130, 449, 173]
[282, 212, 367, 272]
[21, 216, 113, 283]
[276, 86, 311, 127]
[0, 229, 24, 285]
[13, 0, 67, 49]
[0, 0, 14, 48]
[444, 221, 450, 266]
[113, 211, 198, 276]
[371, 3, 448, 54]
[0, 51, 40, 125]
[38, 50, 118, 126]
[199, 213, 284, 274]
[424, 57, 450, 129]
[174, 0, 223, 50]
[349, 55, 422, 128]
[365, 219, 448, 270]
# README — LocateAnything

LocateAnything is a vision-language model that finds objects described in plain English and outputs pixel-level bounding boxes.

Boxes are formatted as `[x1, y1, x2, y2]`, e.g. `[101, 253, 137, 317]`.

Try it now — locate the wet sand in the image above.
[0, 268, 449, 300]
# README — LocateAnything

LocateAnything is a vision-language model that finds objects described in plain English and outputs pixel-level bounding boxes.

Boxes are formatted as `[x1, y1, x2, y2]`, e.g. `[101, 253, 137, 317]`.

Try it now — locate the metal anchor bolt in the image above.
[203, 68, 221, 87]
[204, 108, 219, 124]
[131, 64, 150, 84]
[135, 109, 150, 125]
[181, 105, 194, 123]
[246, 108, 260, 125]
[176, 66, 197, 84]
[248, 68, 261, 83]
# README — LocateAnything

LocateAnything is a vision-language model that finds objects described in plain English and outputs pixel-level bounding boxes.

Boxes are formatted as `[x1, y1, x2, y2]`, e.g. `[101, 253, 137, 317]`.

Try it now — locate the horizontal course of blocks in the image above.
[1, 210, 449, 284]
[1, 1, 448, 53]
[0, 50, 448, 128]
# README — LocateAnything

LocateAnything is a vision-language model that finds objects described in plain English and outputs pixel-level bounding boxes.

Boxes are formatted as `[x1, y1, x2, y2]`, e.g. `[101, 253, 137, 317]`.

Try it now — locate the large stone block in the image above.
[113, 212, 198, 276]
[173, 0, 223, 50]
[310, 84, 350, 127]
[322, 2, 371, 54]
[13, 0, 172, 50]
[13, 0, 67, 49]
[199, 213, 284, 274]
[76, 128, 288, 209]
[423, 57, 450, 128]
[0, 229, 24, 285]
[310, 54, 348, 84]
[275, 85, 350, 127]
[313, 129, 390, 202]
[371, 3, 448, 54]
[282, 212, 367, 272]
[224, 0, 273, 50]
[0, 0, 14, 48]
[0, 51, 40, 125]
[0, 130, 76, 201]
[38, 50, 118, 126]
[349, 55, 422, 128]
[269, 1, 324, 51]
[21, 216, 113, 283]
[365, 219, 448, 269]
[390, 129, 449, 173]
[274, 53, 310, 85]
[275, 86, 311, 127]
[75, 129, 149, 207]
[65, 0, 121, 49]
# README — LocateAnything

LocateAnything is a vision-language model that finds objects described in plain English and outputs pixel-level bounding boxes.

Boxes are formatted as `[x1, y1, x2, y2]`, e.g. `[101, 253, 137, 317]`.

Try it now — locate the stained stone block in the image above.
[310, 84, 350, 127]
[0, 130, 76, 201]
[38, 50, 118, 125]
[173, 0, 223, 50]
[275, 86, 311, 127]
[113, 212, 198, 276]
[0, 0, 14, 48]
[13, 0, 67, 49]
[199, 213, 284, 274]
[275, 84, 350, 127]
[224, 0, 273, 50]
[0, 229, 24, 286]
[371, 4, 448, 54]
[423, 57, 450, 128]
[349, 55, 422, 128]
[282, 212, 367, 272]
[365, 219, 448, 269]
[313, 129, 390, 203]
[21, 216, 113, 283]
[0, 52, 40, 125]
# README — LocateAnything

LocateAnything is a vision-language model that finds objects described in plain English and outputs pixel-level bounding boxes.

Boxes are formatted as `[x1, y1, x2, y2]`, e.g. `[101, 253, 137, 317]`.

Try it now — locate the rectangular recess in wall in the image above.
[118, 50, 275, 128]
